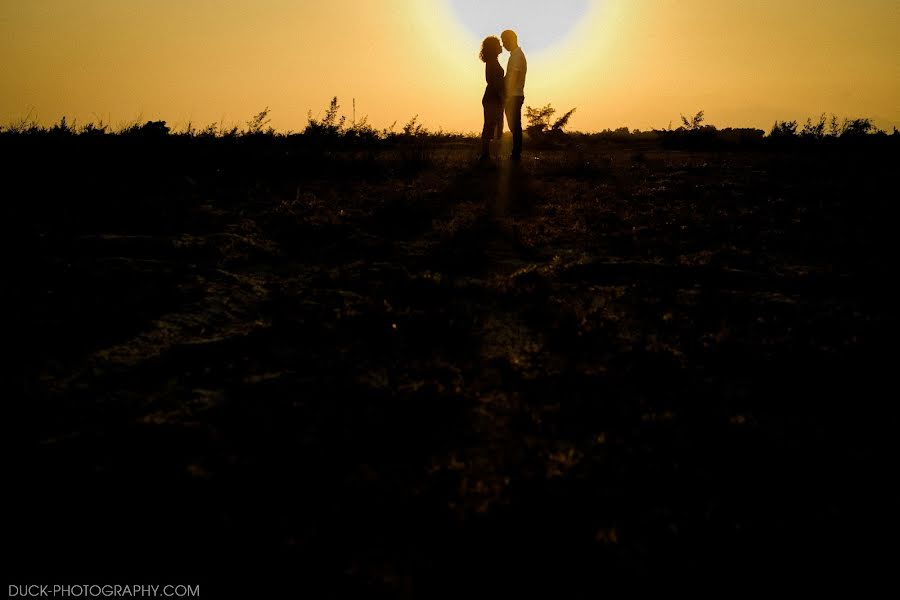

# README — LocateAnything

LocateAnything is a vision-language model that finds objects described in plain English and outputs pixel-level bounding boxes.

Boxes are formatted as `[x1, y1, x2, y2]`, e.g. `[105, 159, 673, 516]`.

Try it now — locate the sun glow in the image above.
[2, 1, 896, 133]
[412, 0, 627, 130]
[447, 0, 591, 54]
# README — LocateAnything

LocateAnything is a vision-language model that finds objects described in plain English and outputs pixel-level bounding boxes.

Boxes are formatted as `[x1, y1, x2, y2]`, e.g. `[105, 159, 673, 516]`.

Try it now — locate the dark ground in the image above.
[11, 132, 900, 595]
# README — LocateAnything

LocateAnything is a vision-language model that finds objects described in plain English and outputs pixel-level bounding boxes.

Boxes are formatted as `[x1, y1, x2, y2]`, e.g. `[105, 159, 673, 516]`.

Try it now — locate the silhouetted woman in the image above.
[479, 36, 504, 161]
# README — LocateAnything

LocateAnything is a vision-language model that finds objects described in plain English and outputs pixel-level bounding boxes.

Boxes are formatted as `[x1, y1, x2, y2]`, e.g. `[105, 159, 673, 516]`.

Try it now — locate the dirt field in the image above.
[14, 133, 899, 594]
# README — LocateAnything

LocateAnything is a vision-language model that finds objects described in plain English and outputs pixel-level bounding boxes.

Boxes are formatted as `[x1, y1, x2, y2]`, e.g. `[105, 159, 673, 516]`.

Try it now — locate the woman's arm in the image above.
[487, 63, 504, 100]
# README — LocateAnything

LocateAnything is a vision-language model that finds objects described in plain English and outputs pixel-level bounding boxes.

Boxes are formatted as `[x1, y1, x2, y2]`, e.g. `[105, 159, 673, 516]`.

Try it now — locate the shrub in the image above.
[345, 115, 380, 144]
[305, 97, 345, 139]
[50, 116, 76, 135]
[801, 114, 827, 140]
[245, 107, 273, 135]
[401, 115, 427, 137]
[526, 103, 556, 134]
[770, 120, 798, 138]
[840, 118, 874, 138]
[525, 103, 577, 135]
[680, 110, 705, 131]
[394, 115, 435, 170]
[121, 120, 170, 137]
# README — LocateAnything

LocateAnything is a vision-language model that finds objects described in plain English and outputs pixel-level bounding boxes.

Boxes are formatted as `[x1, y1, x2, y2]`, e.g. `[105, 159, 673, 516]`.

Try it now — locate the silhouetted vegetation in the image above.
[523, 103, 578, 147]
[525, 103, 577, 134]
[245, 106, 274, 136]
[5, 101, 893, 152]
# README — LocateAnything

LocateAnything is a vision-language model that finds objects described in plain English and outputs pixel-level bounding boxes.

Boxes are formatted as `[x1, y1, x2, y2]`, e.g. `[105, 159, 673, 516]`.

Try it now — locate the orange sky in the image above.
[2, 0, 898, 133]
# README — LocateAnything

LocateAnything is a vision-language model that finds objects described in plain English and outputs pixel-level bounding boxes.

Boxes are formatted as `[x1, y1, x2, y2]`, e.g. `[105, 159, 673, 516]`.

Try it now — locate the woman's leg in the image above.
[481, 104, 493, 159]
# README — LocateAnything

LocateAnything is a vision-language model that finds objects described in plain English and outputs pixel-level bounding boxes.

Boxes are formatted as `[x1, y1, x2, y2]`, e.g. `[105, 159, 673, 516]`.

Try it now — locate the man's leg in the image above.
[506, 96, 524, 159]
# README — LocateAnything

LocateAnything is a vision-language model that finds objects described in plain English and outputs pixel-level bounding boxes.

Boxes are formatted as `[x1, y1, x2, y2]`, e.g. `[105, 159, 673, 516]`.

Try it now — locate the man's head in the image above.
[501, 30, 518, 52]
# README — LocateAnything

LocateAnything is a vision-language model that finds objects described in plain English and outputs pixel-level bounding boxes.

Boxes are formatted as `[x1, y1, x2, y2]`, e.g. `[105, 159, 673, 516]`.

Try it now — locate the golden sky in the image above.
[2, 0, 898, 133]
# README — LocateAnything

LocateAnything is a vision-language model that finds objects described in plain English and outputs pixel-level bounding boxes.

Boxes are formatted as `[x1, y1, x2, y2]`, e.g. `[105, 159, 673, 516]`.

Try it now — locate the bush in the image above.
[245, 107, 273, 136]
[770, 120, 798, 139]
[121, 120, 170, 137]
[525, 103, 577, 135]
[305, 97, 346, 140]
[680, 110, 705, 131]
[50, 116, 76, 136]
[801, 114, 827, 140]
[840, 118, 874, 138]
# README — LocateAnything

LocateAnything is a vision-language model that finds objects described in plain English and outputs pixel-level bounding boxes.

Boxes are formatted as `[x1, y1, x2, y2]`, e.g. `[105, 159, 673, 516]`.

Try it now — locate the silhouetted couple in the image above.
[480, 30, 527, 162]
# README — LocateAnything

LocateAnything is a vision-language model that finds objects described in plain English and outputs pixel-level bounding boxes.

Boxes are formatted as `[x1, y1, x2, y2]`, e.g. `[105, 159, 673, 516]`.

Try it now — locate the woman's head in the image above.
[479, 36, 502, 62]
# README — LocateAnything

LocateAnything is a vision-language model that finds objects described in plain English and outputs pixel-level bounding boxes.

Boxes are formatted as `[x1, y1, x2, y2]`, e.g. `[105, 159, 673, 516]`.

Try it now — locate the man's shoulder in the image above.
[514, 48, 527, 65]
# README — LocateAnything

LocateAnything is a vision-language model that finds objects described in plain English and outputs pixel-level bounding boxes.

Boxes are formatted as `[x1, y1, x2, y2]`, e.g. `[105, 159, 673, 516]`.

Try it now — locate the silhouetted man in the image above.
[501, 30, 527, 160]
